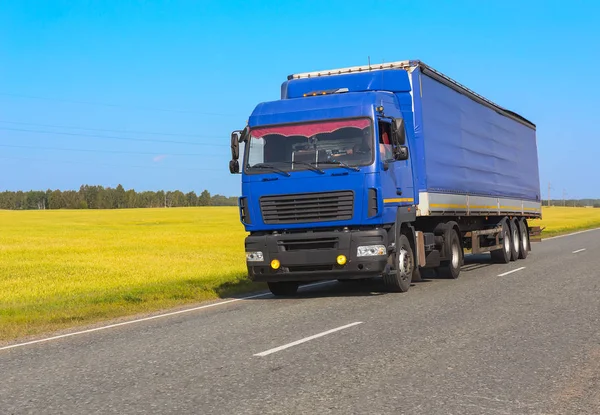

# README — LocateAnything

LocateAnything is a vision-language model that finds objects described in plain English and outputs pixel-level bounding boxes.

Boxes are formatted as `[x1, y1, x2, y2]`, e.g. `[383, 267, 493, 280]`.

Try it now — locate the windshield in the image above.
[245, 118, 374, 173]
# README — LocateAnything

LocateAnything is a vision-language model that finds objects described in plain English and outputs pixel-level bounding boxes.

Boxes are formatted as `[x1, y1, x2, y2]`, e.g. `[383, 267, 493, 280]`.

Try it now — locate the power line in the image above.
[0, 127, 228, 147]
[0, 143, 222, 157]
[0, 92, 230, 116]
[0, 155, 223, 172]
[0, 120, 219, 138]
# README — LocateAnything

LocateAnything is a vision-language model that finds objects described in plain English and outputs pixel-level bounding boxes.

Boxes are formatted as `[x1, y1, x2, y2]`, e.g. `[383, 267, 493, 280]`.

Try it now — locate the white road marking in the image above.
[572, 248, 586, 254]
[544, 227, 600, 240]
[0, 280, 336, 352]
[497, 267, 526, 277]
[254, 322, 363, 357]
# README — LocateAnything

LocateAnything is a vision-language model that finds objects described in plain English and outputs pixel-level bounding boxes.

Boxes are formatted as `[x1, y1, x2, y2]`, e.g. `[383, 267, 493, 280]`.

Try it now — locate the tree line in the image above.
[0, 185, 238, 210]
[546, 199, 600, 208]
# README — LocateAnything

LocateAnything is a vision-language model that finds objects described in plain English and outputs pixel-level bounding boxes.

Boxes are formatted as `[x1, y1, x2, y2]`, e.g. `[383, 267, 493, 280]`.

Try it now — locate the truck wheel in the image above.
[383, 234, 413, 293]
[267, 281, 299, 296]
[509, 218, 520, 261]
[490, 219, 511, 264]
[518, 218, 529, 259]
[437, 229, 462, 279]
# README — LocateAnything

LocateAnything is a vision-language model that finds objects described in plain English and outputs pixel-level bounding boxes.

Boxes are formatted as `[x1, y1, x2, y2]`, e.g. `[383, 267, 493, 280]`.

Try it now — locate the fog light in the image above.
[270, 259, 280, 270]
[357, 245, 387, 257]
[336, 255, 347, 265]
[246, 251, 264, 262]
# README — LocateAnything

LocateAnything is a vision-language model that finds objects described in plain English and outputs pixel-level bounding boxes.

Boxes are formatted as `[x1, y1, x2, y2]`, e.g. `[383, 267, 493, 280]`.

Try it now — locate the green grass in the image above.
[2, 205, 599, 343]
[530, 206, 600, 237]
[0, 207, 256, 342]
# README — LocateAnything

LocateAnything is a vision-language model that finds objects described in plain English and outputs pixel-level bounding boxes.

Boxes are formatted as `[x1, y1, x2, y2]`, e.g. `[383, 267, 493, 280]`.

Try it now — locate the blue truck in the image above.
[229, 60, 541, 296]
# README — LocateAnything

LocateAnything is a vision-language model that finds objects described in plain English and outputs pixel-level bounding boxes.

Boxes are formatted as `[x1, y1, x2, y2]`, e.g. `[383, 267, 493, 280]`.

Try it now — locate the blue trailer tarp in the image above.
[411, 68, 541, 202]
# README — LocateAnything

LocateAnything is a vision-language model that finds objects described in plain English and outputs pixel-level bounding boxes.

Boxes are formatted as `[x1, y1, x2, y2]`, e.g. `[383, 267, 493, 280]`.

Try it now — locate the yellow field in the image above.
[0, 207, 252, 342]
[530, 206, 600, 237]
[1, 205, 599, 343]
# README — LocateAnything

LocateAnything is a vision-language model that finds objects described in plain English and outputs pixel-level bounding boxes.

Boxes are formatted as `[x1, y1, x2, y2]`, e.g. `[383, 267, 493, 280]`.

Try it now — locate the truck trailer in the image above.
[229, 60, 541, 296]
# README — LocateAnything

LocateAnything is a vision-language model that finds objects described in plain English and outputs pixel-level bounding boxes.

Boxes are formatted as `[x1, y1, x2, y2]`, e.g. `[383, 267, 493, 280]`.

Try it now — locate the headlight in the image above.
[246, 251, 264, 262]
[357, 245, 387, 257]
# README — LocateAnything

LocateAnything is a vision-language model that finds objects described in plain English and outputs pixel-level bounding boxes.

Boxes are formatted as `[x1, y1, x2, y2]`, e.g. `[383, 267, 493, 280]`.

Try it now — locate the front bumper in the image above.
[245, 228, 389, 282]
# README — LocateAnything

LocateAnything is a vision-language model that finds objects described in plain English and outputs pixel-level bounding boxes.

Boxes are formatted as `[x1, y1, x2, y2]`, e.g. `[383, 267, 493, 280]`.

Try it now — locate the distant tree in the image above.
[155, 190, 166, 208]
[210, 194, 238, 206]
[115, 184, 126, 209]
[48, 190, 65, 209]
[125, 189, 137, 208]
[185, 191, 198, 207]
[198, 190, 211, 206]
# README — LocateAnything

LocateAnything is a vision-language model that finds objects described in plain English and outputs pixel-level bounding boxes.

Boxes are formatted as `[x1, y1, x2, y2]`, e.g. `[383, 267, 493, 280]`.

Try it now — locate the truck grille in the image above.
[260, 191, 354, 224]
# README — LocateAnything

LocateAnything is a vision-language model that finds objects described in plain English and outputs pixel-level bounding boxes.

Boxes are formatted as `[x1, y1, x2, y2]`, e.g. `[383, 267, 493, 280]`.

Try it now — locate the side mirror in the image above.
[229, 159, 240, 174]
[392, 118, 406, 145]
[395, 145, 409, 161]
[230, 131, 241, 160]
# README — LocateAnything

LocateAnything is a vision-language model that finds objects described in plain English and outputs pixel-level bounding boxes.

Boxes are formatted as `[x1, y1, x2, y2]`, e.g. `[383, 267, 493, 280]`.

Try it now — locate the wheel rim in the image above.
[398, 248, 412, 282]
[451, 242, 460, 268]
[522, 229, 529, 251]
[504, 229, 511, 255]
[512, 226, 520, 254]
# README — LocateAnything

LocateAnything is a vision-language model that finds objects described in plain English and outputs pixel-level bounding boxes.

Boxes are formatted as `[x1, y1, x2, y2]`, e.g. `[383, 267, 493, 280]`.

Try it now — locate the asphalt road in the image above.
[1, 229, 599, 414]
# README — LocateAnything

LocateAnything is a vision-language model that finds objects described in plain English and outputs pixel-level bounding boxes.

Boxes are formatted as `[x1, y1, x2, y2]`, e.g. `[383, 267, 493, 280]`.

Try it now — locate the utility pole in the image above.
[547, 182, 553, 206]
[563, 189, 567, 207]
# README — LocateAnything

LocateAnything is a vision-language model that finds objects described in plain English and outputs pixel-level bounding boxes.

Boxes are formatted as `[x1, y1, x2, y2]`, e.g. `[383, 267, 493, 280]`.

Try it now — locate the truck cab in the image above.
[229, 66, 419, 295]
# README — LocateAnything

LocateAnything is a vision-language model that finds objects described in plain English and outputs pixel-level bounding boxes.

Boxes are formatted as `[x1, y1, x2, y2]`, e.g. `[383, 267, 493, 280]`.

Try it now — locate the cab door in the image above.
[377, 118, 415, 224]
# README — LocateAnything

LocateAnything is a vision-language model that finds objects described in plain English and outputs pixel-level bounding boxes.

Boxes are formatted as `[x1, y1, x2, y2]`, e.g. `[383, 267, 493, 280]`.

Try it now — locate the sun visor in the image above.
[250, 118, 370, 138]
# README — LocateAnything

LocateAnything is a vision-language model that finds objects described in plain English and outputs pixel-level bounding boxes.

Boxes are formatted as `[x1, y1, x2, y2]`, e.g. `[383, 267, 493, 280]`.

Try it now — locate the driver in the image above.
[353, 128, 372, 155]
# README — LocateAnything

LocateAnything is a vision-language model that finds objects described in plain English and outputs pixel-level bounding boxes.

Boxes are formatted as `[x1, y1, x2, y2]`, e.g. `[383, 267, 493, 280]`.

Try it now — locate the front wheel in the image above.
[268, 281, 299, 296]
[383, 234, 413, 293]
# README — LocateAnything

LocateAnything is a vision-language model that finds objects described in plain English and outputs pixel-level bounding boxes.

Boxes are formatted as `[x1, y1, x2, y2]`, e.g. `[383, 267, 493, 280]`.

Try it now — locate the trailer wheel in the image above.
[509, 218, 520, 261]
[518, 218, 529, 259]
[437, 229, 462, 279]
[383, 234, 413, 293]
[490, 219, 511, 264]
[267, 281, 299, 296]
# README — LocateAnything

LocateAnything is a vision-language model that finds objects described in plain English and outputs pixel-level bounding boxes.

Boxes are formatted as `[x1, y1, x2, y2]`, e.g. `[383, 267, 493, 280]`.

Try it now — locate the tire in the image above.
[437, 229, 462, 279]
[490, 219, 511, 264]
[267, 281, 299, 296]
[383, 234, 413, 293]
[518, 218, 529, 259]
[509, 218, 520, 261]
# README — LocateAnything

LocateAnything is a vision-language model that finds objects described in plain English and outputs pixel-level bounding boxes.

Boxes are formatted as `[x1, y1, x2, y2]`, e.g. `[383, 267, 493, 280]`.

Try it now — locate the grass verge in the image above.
[0, 207, 255, 342]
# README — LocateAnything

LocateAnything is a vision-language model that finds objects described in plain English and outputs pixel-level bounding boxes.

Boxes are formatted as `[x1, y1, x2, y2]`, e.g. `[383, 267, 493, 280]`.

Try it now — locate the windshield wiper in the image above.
[292, 160, 325, 174]
[250, 163, 291, 177]
[319, 159, 360, 172]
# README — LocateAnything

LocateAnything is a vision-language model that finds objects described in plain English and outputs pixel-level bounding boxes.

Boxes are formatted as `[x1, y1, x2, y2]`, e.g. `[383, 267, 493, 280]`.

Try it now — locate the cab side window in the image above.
[378, 121, 394, 161]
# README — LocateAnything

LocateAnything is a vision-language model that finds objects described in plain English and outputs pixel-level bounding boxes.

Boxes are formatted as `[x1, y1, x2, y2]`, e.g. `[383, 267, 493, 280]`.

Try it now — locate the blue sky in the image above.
[1, 0, 599, 198]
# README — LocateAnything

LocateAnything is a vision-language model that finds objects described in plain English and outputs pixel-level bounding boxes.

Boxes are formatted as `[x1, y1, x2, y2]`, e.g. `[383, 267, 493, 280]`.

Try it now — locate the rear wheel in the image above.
[437, 229, 462, 279]
[509, 218, 520, 261]
[490, 219, 511, 264]
[383, 234, 413, 293]
[267, 281, 299, 296]
[518, 218, 529, 259]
